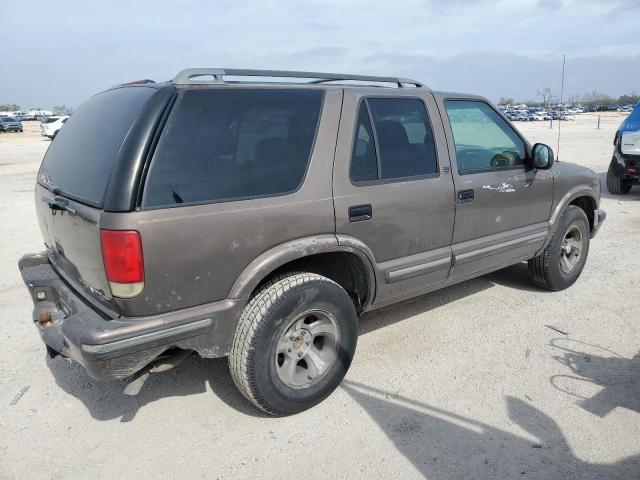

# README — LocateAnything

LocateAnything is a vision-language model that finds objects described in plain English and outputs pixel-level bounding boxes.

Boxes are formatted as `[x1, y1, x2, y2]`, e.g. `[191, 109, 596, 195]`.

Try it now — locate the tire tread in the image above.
[229, 272, 342, 414]
[528, 205, 589, 291]
[607, 161, 632, 195]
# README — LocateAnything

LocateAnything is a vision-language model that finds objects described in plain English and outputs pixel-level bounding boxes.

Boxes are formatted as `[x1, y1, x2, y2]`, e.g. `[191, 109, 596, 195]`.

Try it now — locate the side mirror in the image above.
[530, 143, 555, 169]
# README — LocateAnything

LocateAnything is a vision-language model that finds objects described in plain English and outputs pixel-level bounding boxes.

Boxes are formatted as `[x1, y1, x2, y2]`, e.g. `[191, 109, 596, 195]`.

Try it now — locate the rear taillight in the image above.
[100, 229, 144, 298]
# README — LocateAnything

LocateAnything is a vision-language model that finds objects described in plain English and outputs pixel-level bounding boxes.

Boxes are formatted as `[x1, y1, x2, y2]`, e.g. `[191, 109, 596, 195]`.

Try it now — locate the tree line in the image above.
[500, 90, 639, 107]
[0, 104, 74, 114]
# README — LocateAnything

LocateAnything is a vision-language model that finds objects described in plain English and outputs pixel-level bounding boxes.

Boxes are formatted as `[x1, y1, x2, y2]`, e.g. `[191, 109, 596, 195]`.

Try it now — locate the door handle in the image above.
[349, 204, 372, 222]
[457, 189, 474, 203]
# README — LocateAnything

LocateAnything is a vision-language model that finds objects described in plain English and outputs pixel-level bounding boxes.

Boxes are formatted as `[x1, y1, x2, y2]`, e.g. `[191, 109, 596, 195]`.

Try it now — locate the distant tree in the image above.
[582, 90, 614, 106]
[0, 103, 21, 111]
[567, 94, 581, 106]
[537, 87, 555, 111]
[618, 93, 640, 105]
[499, 97, 515, 106]
[53, 105, 74, 115]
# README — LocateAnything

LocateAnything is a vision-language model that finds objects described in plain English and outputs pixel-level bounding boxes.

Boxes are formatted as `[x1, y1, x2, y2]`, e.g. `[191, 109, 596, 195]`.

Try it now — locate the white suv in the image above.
[41, 116, 69, 139]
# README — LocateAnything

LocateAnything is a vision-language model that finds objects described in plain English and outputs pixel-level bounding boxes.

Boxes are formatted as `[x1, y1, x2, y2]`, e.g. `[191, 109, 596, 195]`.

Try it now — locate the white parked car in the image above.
[41, 116, 69, 139]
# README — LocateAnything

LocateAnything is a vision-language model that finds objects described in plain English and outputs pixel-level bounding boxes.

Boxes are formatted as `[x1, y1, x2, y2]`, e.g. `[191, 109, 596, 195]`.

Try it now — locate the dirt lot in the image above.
[1, 116, 639, 479]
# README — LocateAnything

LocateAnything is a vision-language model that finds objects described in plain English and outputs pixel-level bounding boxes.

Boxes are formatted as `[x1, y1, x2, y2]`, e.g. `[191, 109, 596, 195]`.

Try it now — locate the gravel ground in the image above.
[1, 116, 639, 480]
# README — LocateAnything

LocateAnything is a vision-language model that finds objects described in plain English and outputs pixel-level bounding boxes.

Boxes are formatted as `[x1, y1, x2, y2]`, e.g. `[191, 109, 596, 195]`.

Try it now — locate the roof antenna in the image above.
[557, 54, 566, 160]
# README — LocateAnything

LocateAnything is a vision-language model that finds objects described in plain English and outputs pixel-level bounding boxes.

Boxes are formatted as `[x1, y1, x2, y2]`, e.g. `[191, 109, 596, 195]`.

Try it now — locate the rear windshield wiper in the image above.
[41, 196, 96, 224]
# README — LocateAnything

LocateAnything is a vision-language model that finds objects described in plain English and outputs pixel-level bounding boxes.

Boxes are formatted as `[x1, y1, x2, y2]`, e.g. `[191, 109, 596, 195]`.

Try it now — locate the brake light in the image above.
[100, 229, 144, 298]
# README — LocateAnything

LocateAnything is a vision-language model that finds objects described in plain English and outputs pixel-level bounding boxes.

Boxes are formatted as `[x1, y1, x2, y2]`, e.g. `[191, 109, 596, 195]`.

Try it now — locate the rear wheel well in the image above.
[569, 196, 596, 231]
[253, 252, 371, 314]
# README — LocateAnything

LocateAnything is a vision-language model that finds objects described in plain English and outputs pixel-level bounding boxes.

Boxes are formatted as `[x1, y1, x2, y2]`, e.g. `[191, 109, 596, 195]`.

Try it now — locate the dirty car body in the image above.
[19, 69, 605, 414]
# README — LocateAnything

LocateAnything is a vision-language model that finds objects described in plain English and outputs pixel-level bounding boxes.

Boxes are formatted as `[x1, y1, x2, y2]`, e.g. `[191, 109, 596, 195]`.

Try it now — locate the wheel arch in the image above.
[228, 235, 377, 313]
[541, 187, 598, 252]
[569, 195, 596, 231]
[549, 186, 598, 230]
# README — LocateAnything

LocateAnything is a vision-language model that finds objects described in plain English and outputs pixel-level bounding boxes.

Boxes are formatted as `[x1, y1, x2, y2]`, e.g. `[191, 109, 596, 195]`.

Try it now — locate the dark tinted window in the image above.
[38, 87, 158, 206]
[350, 103, 378, 182]
[444, 100, 526, 174]
[350, 98, 438, 182]
[143, 89, 323, 207]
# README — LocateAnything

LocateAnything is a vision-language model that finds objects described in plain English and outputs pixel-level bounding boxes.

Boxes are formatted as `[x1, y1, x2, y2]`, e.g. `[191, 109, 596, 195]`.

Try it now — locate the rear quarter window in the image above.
[38, 87, 158, 206]
[142, 88, 324, 208]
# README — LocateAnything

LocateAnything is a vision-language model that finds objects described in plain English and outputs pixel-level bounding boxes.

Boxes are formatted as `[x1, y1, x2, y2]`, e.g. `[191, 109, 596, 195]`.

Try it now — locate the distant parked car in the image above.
[0, 116, 23, 132]
[39, 116, 62, 125]
[607, 102, 640, 194]
[41, 116, 69, 139]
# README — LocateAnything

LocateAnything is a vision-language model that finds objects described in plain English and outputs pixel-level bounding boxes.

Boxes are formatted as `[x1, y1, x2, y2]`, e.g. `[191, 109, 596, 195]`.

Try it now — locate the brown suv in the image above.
[19, 68, 605, 415]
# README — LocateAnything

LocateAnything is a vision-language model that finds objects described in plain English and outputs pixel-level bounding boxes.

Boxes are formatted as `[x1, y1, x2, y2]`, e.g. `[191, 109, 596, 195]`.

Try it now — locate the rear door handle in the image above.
[457, 189, 474, 203]
[349, 204, 372, 222]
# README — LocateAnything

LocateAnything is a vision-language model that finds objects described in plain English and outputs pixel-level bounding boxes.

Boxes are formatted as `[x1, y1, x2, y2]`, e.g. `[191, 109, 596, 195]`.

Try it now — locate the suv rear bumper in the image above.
[611, 151, 640, 182]
[19, 252, 245, 380]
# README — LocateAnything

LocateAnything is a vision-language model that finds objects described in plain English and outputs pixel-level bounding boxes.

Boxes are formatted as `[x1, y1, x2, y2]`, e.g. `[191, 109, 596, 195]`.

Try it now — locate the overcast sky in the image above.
[2, 0, 639, 109]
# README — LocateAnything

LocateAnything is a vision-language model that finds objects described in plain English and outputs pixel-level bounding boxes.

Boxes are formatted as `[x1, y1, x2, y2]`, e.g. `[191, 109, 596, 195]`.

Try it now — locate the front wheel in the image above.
[528, 206, 590, 291]
[229, 272, 358, 415]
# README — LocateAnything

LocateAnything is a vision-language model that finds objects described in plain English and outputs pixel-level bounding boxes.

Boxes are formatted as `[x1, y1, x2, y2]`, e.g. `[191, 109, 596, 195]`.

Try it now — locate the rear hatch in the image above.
[36, 86, 163, 315]
[619, 103, 640, 157]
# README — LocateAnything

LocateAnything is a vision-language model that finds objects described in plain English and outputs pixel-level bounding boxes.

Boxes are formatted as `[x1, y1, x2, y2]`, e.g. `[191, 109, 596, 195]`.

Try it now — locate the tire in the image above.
[607, 159, 632, 195]
[528, 205, 590, 291]
[229, 272, 358, 415]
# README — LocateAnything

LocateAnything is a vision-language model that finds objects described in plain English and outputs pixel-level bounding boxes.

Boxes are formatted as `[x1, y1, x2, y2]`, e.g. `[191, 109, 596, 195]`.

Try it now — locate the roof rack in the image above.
[171, 68, 426, 89]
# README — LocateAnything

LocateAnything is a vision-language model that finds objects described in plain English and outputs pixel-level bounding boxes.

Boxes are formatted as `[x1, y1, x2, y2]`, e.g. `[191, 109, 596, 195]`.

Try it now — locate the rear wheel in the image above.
[528, 206, 590, 291]
[229, 272, 358, 415]
[607, 159, 632, 195]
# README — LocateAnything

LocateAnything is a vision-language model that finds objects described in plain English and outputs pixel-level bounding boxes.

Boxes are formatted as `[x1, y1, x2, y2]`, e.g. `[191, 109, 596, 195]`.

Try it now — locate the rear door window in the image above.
[350, 97, 438, 183]
[38, 87, 158, 206]
[350, 103, 378, 182]
[142, 88, 324, 208]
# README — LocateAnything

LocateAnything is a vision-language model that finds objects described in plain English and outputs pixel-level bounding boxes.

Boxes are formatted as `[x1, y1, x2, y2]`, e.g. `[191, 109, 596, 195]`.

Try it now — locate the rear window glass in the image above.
[38, 87, 158, 206]
[142, 88, 323, 208]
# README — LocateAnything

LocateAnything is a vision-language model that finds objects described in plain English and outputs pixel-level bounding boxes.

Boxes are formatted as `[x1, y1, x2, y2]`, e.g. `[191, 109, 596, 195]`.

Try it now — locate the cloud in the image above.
[1, 0, 638, 107]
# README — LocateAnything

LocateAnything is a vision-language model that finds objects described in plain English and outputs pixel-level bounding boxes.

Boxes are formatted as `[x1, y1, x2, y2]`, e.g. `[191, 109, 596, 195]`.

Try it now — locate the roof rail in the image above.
[110, 79, 156, 89]
[171, 68, 426, 89]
